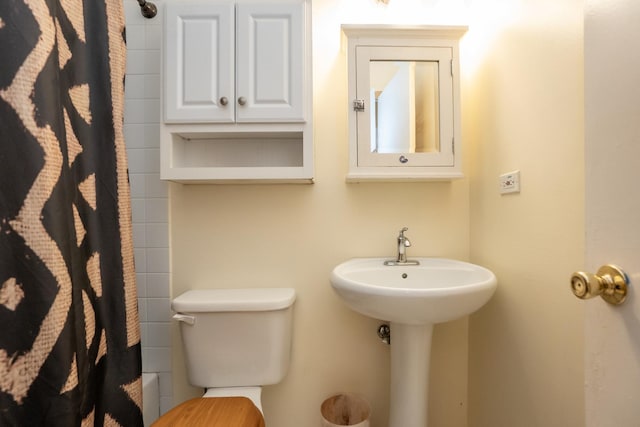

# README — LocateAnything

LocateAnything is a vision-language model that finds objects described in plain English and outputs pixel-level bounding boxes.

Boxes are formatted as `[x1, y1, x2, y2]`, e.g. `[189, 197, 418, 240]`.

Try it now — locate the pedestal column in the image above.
[389, 323, 434, 427]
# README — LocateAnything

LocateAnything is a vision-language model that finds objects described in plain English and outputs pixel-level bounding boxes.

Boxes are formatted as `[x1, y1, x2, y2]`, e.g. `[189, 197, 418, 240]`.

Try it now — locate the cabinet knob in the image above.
[238, 96, 247, 106]
[219, 97, 228, 106]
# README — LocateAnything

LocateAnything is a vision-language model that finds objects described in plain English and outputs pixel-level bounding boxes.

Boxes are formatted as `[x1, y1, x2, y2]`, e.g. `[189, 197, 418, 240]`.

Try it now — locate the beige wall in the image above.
[170, 1, 471, 426]
[169, 0, 586, 425]
[466, 0, 585, 425]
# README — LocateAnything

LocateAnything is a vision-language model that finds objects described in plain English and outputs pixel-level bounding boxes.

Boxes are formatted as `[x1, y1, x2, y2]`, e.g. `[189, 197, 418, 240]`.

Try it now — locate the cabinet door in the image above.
[236, 3, 305, 122]
[164, 2, 234, 123]
[355, 46, 454, 168]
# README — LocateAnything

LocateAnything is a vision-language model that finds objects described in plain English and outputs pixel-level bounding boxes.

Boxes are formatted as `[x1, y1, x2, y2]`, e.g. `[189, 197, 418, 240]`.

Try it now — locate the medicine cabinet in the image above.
[343, 25, 467, 181]
[160, 0, 312, 183]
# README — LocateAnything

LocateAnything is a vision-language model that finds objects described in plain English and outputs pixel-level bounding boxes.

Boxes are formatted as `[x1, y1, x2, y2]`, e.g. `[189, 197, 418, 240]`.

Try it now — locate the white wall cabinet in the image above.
[161, 0, 312, 183]
[343, 25, 466, 181]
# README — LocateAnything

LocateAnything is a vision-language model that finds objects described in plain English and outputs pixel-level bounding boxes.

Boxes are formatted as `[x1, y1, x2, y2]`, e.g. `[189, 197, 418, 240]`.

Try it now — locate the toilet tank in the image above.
[172, 288, 296, 389]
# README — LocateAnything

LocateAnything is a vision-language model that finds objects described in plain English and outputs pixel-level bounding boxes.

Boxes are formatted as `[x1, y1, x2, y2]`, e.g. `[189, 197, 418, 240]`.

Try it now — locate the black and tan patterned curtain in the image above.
[0, 1, 142, 425]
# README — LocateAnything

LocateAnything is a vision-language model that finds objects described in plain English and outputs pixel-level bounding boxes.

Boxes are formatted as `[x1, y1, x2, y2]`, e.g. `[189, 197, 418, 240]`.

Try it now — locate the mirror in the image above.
[370, 60, 440, 154]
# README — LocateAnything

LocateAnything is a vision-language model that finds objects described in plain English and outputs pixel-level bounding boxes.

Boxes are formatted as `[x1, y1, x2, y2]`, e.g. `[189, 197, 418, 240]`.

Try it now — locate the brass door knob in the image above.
[570, 264, 629, 305]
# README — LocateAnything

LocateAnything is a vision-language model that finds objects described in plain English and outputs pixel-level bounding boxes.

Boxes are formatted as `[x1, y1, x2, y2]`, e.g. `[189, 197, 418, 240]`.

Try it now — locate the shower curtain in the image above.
[0, 1, 143, 425]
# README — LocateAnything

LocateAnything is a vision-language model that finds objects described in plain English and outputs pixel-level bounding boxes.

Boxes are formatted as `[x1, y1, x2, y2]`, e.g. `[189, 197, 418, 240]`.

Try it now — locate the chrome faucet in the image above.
[397, 227, 411, 262]
[384, 227, 420, 266]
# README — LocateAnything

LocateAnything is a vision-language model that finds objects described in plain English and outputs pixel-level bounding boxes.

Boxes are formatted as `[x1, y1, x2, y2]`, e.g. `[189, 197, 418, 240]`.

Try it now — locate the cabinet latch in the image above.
[353, 99, 365, 112]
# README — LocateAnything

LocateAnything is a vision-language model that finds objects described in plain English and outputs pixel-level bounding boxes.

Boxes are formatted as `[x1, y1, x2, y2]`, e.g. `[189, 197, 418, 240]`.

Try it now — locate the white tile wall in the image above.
[123, 0, 173, 415]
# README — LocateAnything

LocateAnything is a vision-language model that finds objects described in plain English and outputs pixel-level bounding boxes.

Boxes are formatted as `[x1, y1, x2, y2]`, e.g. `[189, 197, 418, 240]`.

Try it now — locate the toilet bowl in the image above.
[154, 288, 296, 426]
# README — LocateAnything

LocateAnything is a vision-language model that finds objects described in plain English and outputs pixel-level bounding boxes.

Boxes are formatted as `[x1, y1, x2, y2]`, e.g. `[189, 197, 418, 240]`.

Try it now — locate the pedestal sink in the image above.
[330, 257, 497, 427]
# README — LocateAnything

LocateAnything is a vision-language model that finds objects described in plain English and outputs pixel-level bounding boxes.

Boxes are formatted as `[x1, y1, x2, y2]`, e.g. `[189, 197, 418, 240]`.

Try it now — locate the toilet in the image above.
[154, 288, 296, 426]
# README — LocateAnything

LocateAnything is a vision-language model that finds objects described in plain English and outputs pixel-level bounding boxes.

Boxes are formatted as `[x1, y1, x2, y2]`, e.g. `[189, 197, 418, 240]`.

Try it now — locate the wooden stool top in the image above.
[152, 397, 265, 427]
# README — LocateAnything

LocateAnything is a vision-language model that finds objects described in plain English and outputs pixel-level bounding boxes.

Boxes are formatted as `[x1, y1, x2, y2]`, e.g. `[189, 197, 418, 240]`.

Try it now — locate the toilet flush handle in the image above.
[173, 313, 196, 325]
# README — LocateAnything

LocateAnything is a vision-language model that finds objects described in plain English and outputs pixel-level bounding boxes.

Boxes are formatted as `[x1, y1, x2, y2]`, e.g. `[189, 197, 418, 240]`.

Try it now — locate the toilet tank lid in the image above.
[172, 288, 296, 312]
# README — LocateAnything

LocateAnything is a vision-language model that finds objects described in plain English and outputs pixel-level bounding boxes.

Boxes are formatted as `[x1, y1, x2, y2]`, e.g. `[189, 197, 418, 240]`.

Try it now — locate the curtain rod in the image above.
[136, 0, 157, 19]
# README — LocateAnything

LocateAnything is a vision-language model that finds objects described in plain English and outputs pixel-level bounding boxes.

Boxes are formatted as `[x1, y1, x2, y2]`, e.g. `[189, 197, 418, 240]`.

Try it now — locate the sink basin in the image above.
[330, 256, 497, 427]
[330, 257, 497, 325]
